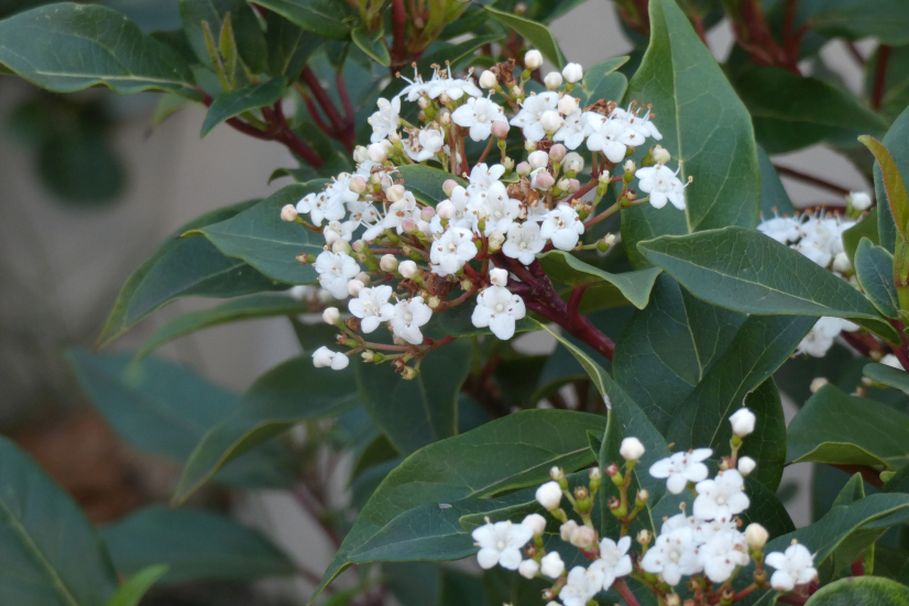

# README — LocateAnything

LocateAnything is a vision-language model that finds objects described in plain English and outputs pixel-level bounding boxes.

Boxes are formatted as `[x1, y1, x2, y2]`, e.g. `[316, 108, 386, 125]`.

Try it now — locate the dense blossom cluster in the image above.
[757, 197, 870, 357]
[280, 51, 687, 375]
[472, 407, 817, 605]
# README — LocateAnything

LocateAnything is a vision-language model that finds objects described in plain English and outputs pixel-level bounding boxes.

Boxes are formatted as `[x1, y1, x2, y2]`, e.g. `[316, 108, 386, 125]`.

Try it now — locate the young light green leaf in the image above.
[861, 134, 909, 241]
[537, 251, 661, 309]
[874, 107, 909, 252]
[484, 6, 564, 67]
[0, 436, 118, 606]
[101, 507, 294, 584]
[105, 565, 169, 606]
[805, 576, 909, 606]
[251, 0, 351, 39]
[854, 238, 899, 318]
[201, 77, 287, 136]
[0, 3, 194, 94]
[351, 25, 390, 67]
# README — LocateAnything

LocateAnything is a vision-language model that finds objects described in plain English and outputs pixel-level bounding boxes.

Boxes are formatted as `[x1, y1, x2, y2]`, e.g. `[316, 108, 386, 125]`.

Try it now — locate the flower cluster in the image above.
[471, 407, 817, 604]
[280, 51, 687, 375]
[757, 204, 865, 358]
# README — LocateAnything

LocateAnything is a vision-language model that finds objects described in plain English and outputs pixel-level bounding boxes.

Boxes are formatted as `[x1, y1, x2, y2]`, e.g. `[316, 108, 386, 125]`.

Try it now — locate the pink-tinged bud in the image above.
[385, 184, 405, 202]
[531, 170, 555, 191]
[436, 199, 455, 219]
[402, 218, 418, 233]
[491, 120, 510, 139]
[549, 143, 567, 163]
[528, 150, 549, 170]
[420, 206, 435, 222]
[355, 271, 370, 284]
[516, 161, 532, 177]
[566, 178, 581, 193]
[399, 260, 418, 279]
[280, 204, 298, 222]
[379, 254, 398, 273]
[442, 179, 459, 196]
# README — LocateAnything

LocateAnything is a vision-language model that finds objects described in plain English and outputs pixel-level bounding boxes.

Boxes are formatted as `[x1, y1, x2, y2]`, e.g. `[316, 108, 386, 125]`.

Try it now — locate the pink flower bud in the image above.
[491, 120, 510, 139]
[280, 204, 298, 222]
[549, 143, 567, 162]
[437, 199, 455, 219]
[442, 179, 459, 196]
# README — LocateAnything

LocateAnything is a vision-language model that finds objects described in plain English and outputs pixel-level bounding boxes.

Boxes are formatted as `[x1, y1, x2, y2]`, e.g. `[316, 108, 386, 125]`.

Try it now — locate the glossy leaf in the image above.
[622, 0, 759, 263]
[174, 349, 358, 502]
[0, 435, 118, 606]
[67, 349, 295, 489]
[105, 565, 168, 606]
[797, 0, 909, 45]
[805, 576, 909, 606]
[873, 108, 909, 252]
[484, 6, 564, 67]
[135, 293, 305, 359]
[758, 145, 795, 216]
[99, 200, 279, 345]
[788, 384, 909, 470]
[863, 134, 909, 244]
[0, 3, 194, 94]
[351, 25, 389, 67]
[250, 0, 350, 39]
[189, 183, 326, 284]
[855, 238, 899, 318]
[179, 0, 267, 77]
[864, 362, 909, 396]
[101, 506, 294, 584]
[265, 10, 321, 77]
[537, 251, 661, 310]
[397, 164, 455, 205]
[201, 77, 286, 136]
[356, 340, 472, 454]
[844, 209, 881, 261]
[578, 56, 629, 105]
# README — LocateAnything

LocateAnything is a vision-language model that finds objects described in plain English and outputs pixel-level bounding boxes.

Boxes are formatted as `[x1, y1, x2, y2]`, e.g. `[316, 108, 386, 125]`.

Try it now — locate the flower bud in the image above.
[636, 529, 652, 547]
[417, 96, 430, 110]
[562, 152, 584, 175]
[849, 191, 872, 211]
[531, 170, 555, 191]
[353, 145, 369, 164]
[516, 161, 532, 176]
[562, 62, 583, 83]
[738, 456, 757, 476]
[401, 218, 418, 233]
[550, 466, 565, 481]
[491, 120, 510, 139]
[652, 145, 671, 165]
[379, 254, 398, 273]
[540, 109, 563, 133]
[518, 559, 539, 579]
[549, 143, 567, 163]
[809, 376, 828, 393]
[511, 84, 523, 98]
[347, 279, 364, 297]
[438, 109, 451, 125]
[544, 71, 563, 90]
[540, 552, 564, 579]
[598, 170, 611, 186]
[349, 175, 368, 194]
[559, 520, 578, 541]
[832, 251, 851, 274]
[479, 69, 498, 90]
[528, 150, 549, 169]
[399, 260, 418, 279]
[557, 95, 578, 116]
[745, 523, 769, 549]
[489, 267, 508, 287]
[367, 141, 389, 162]
[729, 407, 756, 437]
[331, 239, 351, 254]
[420, 206, 435, 222]
[322, 307, 340, 325]
[569, 525, 597, 549]
[623, 159, 636, 174]
[356, 271, 370, 284]
[385, 184, 405, 202]
[436, 199, 456, 220]
[280, 204, 298, 222]
[442, 179, 459, 197]
[521, 513, 547, 536]
[524, 49, 543, 70]
[487, 230, 505, 251]
[665, 594, 681, 606]
[619, 437, 645, 462]
[535, 480, 563, 510]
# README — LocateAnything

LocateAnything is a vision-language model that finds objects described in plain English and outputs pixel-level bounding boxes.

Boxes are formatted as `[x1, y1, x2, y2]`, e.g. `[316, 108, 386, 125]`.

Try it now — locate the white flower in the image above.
[765, 543, 817, 592]
[535, 480, 562, 510]
[503, 221, 546, 265]
[586, 114, 635, 163]
[314, 251, 361, 300]
[510, 92, 560, 142]
[296, 192, 345, 227]
[390, 296, 432, 345]
[524, 49, 543, 70]
[323, 220, 355, 245]
[384, 191, 421, 234]
[693, 469, 749, 521]
[540, 204, 585, 250]
[635, 164, 686, 210]
[312, 346, 349, 370]
[518, 559, 539, 579]
[430, 227, 478, 276]
[521, 513, 546, 536]
[795, 215, 854, 267]
[562, 62, 583, 83]
[348, 285, 395, 333]
[744, 523, 769, 548]
[699, 529, 749, 583]
[475, 182, 521, 236]
[590, 536, 632, 591]
[758, 216, 802, 244]
[553, 110, 591, 150]
[540, 552, 565, 578]
[367, 96, 400, 142]
[796, 316, 858, 357]
[489, 267, 509, 287]
[649, 448, 712, 494]
[399, 68, 481, 102]
[612, 106, 662, 141]
[849, 191, 872, 211]
[452, 97, 507, 142]
[640, 526, 701, 585]
[560, 566, 605, 606]
[619, 437, 645, 462]
[472, 520, 533, 571]
[738, 456, 757, 476]
[472, 285, 526, 340]
[729, 407, 756, 437]
[404, 127, 445, 162]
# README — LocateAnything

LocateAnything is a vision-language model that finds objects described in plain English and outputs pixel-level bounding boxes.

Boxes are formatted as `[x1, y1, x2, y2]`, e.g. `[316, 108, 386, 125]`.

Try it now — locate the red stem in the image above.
[301, 67, 354, 150]
[773, 164, 851, 196]
[390, 0, 407, 65]
[871, 45, 891, 111]
[613, 579, 641, 606]
[833, 464, 883, 488]
[302, 94, 337, 137]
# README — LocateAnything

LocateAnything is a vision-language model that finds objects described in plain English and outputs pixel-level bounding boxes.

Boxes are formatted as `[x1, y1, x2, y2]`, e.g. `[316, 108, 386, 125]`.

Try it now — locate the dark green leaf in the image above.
[105, 565, 169, 606]
[758, 145, 795, 216]
[174, 350, 358, 503]
[99, 200, 279, 345]
[788, 383, 909, 470]
[265, 10, 321, 77]
[101, 506, 294, 584]
[351, 25, 389, 67]
[621, 0, 759, 263]
[578, 56, 629, 105]
[0, 3, 194, 94]
[66, 349, 295, 489]
[844, 208, 881, 261]
[864, 362, 909, 396]
[484, 6, 564, 67]
[201, 77, 286, 136]
[250, 0, 350, 39]
[356, 340, 472, 454]
[0, 435, 118, 606]
[537, 251, 661, 309]
[135, 293, 306, 359]
[855, 238, 899, 318]
[797, 0, 909, 45]
[189, 183, 326, 284]
[397, 164, 455, 204]
[805, 575, 909, 606]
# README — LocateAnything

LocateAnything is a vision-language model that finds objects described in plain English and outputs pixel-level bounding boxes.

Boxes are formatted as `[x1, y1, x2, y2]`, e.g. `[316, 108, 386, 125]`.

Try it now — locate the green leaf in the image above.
[638, 226, 884, 322]
[0, 3, 194, 94]
[351, 25, 389, 67]
[99, 200, 279, 345]
[314, 410, 606, 598]
[621, 0, 759, 263]
[101, 506, 294, 584]
[864, 362, 909, 396]
[855, 238, 899, 318]
[250, 0, 350, 39]
[758, 145, 795, 216]
[875, 108, 909, 252]
[578, 56, 629, 105]
[180, 0, 267, 77]
[788, 383, 909, 470]
[66, 349, 295, 490]
[797, 0, 909, 45]
[189, 183, 326, 284]
[537, 251, 661, 309]
[397, 164, 455, 204]
[265, 10, 321, 77]
[484, 5, 564, 67]
[864, 134, 909, 245]
[734, 67, 886, 154]
[174, 349, 358, 503]
[356, 340, 472, 454]
[0, 435, 118, 606]
[844, 208, 881, 261]
[201, 77, 286, 136]
[105, 565, 169, 606]
[806, 576, 909, 606]
[135, 293, 305, 359]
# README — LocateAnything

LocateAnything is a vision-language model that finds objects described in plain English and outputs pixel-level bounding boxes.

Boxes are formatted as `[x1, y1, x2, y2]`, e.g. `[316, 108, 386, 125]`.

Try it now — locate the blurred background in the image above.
[0, 0, 875, 603]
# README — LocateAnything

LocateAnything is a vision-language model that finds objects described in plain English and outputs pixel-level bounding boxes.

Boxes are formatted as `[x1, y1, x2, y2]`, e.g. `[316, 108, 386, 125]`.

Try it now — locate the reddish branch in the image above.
[390, 0, 407, 66]
[871, 45, 891, 111]
[614, 579, 642, 606]
[833, 464, 883, 488]
[773, 164, 850, 196]
[730, 0, 803, 73]
[301, 67, 355, 150]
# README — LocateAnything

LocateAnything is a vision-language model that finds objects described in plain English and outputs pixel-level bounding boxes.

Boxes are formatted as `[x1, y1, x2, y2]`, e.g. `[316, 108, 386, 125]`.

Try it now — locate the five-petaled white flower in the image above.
[314, 251, 361, 300]
[452, 97, 507, 142]
[430, 227, 478, 276]
[649, 448, 712, 494]
[404, 127, 445, 162]
[367, 97, 400, 143]
[348, 285, 395, 333]
[640, 526, 702, 585]
[540, 204, 585, 251]
[635, 164, 686, 210]
[560, 565, 605, 606]
[390, 296, 432, 345]
[693, 469, 750, 521]
[590, 536, 633, 591]
[699, 529, 749, 583]
[471, 285, 526, 340]
[586, 114, 635, 163]
[765, 542, 817, 592]
[471, 520, 533, 571]
[510, 92, 559, 142]
[503, 221, 547, 265]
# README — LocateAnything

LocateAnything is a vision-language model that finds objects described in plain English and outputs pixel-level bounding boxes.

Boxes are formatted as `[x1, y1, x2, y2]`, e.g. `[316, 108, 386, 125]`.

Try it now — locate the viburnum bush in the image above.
[3, 0, 909, 605]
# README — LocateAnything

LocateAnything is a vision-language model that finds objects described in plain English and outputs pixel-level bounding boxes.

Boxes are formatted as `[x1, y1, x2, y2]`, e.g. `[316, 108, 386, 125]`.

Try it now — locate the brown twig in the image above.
[773, 164, 851, 196]
[871, 45, 891, 111]
[614, 578, 642, 606]
[301, 67, 354, 150]
[390, 0, 407, 66]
